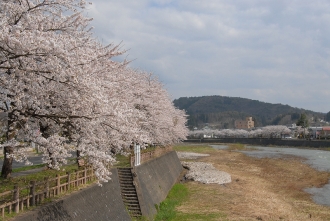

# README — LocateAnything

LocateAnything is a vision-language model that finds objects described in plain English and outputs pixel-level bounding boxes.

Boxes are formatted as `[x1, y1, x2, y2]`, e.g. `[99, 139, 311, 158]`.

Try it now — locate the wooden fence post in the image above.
[84, 167, 87, 184]
[67, 172, 71, 191]
[91, 167, 94, 180]
[20, 198, 24, 212]
[13, 185, 19, 213]
[29, 181, 36, 206]
[56, 174, 60, 195]
[75, 170, 79, 187]
[44, 177, 49, 198]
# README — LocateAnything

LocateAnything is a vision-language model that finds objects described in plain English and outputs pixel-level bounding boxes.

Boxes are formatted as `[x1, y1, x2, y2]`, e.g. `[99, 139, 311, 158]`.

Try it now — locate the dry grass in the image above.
[174, 145, 330, 221]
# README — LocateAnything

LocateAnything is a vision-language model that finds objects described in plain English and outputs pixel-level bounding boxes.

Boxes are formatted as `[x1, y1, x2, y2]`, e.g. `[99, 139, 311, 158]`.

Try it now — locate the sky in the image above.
[86, 0, 330, 113]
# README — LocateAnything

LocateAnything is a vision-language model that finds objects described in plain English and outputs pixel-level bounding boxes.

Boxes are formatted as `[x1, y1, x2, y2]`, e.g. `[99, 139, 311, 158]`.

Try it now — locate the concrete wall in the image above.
[133, 151, 183, 220]
[13, 151, 183, 221]
[186, 138, 330, 148]
[14, 168, 131, 221]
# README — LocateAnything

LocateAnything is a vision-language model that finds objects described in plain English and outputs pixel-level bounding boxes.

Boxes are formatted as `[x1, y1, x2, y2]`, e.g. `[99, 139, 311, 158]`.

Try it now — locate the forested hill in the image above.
[173, 96, 326, 129]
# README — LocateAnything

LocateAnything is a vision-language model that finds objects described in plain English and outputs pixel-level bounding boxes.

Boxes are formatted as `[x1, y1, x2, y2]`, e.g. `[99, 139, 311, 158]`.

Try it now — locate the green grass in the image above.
[226, 143, 246, 151]
[173, 213, 227, 221]
[114, 154, 131, 167]
[173, 144, 216, 153]
[154, 183, 228, 221]
[0, 163, 80, 192]
[154, 183, 188, 221]
[12, 164, 46, 173]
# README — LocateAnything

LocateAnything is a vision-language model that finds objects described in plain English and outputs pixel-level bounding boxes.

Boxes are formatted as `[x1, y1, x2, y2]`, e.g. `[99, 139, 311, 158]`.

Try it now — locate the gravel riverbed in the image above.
[177, 152, 231, 185]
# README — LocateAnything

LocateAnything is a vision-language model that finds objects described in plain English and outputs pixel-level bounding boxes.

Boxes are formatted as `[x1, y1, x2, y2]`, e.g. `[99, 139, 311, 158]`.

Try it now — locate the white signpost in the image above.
[134, 143, 141, 166]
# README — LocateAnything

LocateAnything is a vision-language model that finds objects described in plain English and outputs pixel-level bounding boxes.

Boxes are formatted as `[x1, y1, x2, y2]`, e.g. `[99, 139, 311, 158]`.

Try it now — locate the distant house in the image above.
[235, 117, 254, 129]
[309, 126, 330, 139]
[309, 127, 323, 138]
[320, 127, 330, 139]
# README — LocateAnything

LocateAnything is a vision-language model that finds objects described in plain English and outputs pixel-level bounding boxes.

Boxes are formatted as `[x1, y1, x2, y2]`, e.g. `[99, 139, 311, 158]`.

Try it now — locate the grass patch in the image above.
[226, 143, 247, 151]
[155, 182, 228, 221]
[12, 164, 46, 173]
[173, 144, 216, 153]
[114, 154, 131, 167]
[0, 163, 80, 192]
[132, 216, 149, 221]
[174, 213, 226, 221]
[155, 183, 188, 221]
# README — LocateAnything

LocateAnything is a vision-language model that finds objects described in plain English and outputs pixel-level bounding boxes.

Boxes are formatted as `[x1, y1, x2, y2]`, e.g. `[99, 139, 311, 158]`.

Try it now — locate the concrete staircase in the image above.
[117, 168, 142, 219]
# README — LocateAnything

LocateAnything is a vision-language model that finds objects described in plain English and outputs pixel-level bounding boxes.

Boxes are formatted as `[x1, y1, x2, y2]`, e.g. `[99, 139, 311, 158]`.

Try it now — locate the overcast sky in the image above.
[86, 0, 330, 113]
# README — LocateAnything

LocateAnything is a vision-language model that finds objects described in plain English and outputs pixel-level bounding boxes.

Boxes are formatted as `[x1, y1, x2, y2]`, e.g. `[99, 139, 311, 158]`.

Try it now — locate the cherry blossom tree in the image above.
[129, 72, 187, 145]
[0, 0, 188, 180]
[0, 0, 125, 178]
[249, 128, 263, 138]
[189, 125, 291, 139]
[260, 125, 291, 138]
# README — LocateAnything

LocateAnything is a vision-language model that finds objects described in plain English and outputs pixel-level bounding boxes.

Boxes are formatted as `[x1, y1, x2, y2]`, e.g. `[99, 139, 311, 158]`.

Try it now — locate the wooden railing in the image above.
[130, 146, 173, 167]
[0, 167, 96, 219]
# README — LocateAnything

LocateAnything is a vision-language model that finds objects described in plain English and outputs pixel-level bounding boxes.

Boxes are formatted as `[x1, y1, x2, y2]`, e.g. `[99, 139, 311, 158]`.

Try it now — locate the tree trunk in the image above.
[1, 113, 17, 179]
[1, 146, 14, 178]
[76, 150, 84, 167]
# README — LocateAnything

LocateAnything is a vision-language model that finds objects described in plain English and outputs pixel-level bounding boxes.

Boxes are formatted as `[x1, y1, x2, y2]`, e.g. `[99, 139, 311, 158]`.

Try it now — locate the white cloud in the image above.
[87, 0, 330, 113]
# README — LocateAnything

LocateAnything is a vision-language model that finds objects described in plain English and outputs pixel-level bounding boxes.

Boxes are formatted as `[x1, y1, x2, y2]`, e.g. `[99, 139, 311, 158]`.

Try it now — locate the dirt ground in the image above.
[176, 148, 330, 221]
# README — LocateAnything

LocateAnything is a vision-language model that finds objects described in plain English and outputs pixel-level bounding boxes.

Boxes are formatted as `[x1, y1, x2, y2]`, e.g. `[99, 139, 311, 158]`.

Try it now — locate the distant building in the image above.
[235, 117, 254, 129]
[288, 123, 297, 129]
[309, 126, 330, 139]
[309, 127, 323, 138]
[320, 127, 330, 139]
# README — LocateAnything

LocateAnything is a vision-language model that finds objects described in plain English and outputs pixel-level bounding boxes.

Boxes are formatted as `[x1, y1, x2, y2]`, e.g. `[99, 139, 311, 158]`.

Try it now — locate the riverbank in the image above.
[186, 138, 330, 148]
[171, 143, 330, 221]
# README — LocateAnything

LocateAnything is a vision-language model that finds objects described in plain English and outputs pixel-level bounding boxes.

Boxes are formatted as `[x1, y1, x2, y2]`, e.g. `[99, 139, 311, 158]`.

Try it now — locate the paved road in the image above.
[0, 152, 77, 170]
[0, 154, 44, 170]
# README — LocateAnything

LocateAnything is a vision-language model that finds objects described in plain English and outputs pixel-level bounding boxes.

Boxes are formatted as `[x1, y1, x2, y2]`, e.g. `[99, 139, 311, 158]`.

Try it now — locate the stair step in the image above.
[128, 208, 141, 212]
[121, 186, 135, 189]
[119, 176, 132, 179]
[121, 187, 136, 190]
[121, 189, 136, 192]
[124, 200, 139, 203]
[121, 185, 135, 188]
[124, 197, 139, 202]
[121, 191, 136, 194]
[119, 178, 132, 180]
[122, 193, 137, 196]
[121, 191, 137, 194]
[124, 199, 139, 202]
[126, 204, 140, 207]
[118, 167, 142, 218]
[124, 200, 139, 204]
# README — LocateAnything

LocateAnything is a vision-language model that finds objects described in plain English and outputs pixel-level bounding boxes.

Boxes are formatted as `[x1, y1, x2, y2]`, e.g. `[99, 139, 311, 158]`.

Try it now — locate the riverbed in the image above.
[211, 144, 330, 207]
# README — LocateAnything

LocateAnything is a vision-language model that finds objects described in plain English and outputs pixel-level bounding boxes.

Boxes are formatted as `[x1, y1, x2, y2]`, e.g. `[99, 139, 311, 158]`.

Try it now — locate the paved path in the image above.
[0, 154, 44, 169]
[1, 151, 77, 177]
[11, 167, 45, 177]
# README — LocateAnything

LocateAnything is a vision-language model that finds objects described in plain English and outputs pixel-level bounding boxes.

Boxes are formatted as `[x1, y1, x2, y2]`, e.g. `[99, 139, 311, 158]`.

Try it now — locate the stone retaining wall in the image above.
[14, 168, 131, 221]
[13, 151, 183, 221]
[133, 151, 183, 220]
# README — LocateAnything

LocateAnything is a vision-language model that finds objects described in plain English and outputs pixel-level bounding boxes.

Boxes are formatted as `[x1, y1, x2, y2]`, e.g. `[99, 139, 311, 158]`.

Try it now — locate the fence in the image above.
[0, 167, 95, 219]
[130, 146, 173, 167]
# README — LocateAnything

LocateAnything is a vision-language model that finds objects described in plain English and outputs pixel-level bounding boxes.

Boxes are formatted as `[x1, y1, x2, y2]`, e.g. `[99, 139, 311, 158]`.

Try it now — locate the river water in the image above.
[211, 144, 330, 206]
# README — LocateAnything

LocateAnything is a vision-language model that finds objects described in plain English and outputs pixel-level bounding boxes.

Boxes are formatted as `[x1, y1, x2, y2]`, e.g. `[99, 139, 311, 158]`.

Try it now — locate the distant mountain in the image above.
[173, 95, 327, 129]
